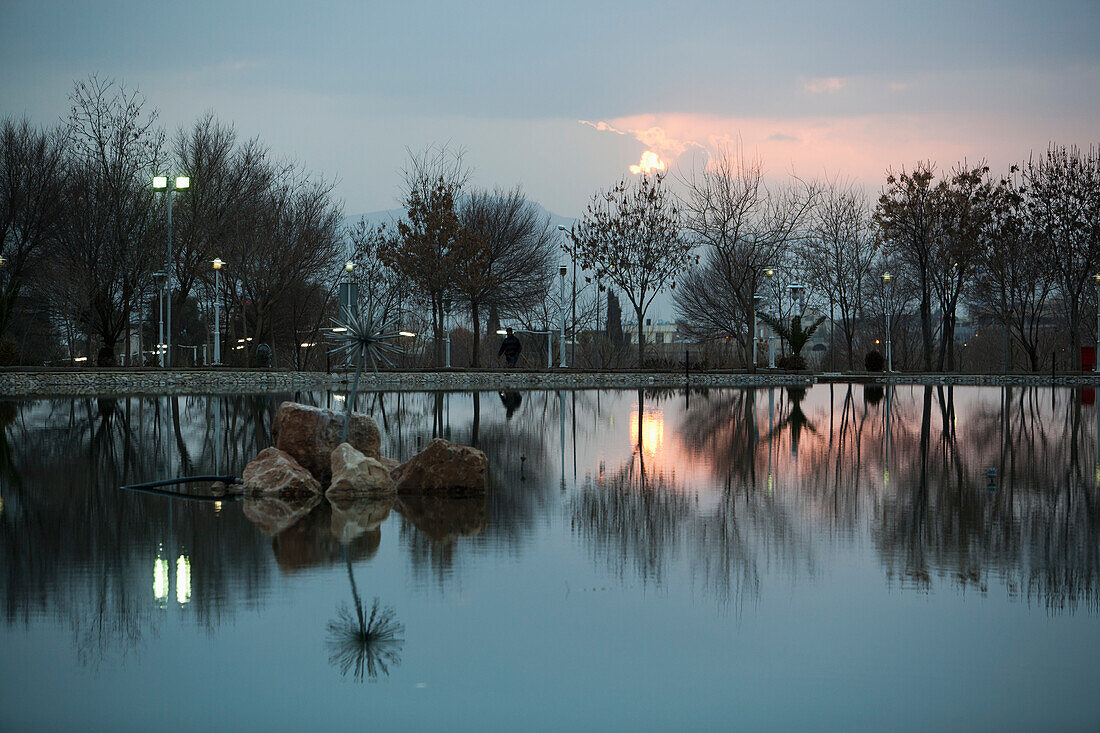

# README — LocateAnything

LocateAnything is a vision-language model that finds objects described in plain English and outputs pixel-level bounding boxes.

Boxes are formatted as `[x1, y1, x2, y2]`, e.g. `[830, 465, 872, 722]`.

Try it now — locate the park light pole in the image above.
[557, 225, 577, 365]
[764, 267, 777, 368]
[212, 258, 223, 366]
[152, 175, 190, 367]
[1094, 273, 1100, 373]
[752, 293, 764, 368]
[559, 266, 567, 367]
[882, 272, 893, 372]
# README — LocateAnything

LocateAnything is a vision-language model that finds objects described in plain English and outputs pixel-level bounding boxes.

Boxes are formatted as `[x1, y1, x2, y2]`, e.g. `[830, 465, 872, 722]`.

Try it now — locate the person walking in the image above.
[498, 328, 522, 367]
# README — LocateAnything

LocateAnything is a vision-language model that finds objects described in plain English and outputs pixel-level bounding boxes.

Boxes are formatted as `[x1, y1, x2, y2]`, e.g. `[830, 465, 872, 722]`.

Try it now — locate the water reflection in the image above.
[1, 384, 1098, 672]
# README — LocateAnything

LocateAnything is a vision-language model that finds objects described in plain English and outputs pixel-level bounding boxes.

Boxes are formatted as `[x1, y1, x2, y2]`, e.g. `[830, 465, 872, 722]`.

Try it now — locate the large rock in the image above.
[273, 401, 381, 480]
[392, 438, 488, 493]
[242, 493, 321, 535]
[327, 443, 395, 498]
[242, 447, 322, 495]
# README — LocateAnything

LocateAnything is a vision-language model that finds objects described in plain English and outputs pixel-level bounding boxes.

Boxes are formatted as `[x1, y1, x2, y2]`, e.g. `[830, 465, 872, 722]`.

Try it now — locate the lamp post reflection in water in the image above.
[884, 385, 892, 486]
[767, 387, 774, 492]
[558, 390, 566, 491]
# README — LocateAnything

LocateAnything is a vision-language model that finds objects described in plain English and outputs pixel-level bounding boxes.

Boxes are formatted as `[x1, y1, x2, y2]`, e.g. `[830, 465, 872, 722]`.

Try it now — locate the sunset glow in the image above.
[628, 150, 667, 175]
[630, 407, 665, 457]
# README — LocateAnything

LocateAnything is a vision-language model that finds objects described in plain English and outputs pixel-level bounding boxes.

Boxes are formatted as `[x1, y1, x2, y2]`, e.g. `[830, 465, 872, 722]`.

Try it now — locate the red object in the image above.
[1082, 346, 1096, 372]
[1083, 388, 1095, 406]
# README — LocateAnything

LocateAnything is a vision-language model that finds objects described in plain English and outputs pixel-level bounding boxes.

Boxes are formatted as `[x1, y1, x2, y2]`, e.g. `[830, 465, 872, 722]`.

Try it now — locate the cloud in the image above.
[802, 77, 846, 94]
[580, 118, 706, 173]
[887, 81, 908, 92]
[578, 120, 626, 135]
[579, 110, 1096, 188]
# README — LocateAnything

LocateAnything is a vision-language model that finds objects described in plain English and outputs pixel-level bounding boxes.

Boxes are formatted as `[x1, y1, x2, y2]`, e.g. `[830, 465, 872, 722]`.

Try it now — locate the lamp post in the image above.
[443, 296, 452, 369]
[1094, 273, 1100, 373]
[752, 293, 764, 368]
[557, 225, 577, 365]
[212, 258, 223, 366]
[764, 268, 777, 368]
[882, 272, 893, 372]
[152, 175, 190, 367]
[559, 266, 567, 368]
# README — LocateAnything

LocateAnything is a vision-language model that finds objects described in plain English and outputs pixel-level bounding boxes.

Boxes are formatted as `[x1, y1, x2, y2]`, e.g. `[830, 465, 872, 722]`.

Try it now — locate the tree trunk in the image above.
[920, 285, 934, 371]
[471, 299, 481, 367]
[635, 306, 645, 367]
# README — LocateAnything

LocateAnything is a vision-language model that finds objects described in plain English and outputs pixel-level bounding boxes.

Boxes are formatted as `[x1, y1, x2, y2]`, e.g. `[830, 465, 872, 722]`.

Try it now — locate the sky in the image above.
[1, 0, 1098, 219]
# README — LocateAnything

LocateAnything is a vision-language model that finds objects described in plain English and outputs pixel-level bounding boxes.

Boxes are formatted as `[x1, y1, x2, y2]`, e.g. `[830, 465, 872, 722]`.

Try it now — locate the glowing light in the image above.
[628, 150, 667, 175]
[399, 331, 417, 337]
[629, 407, 665, 457]
[214, 500, 223, 514]
[175, 176, 190, 189]
[176, 555, 191, 605]
[154, 553, 169, 603]
[73, 356, 88, 362]
[300, 342, 317, 348]
[152, 176, 168, 189]
[331, 327, 348, 333]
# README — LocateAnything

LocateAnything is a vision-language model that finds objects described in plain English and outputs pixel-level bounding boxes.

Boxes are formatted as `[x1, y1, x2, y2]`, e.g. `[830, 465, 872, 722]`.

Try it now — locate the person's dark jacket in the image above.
[498, 334, 522, 359]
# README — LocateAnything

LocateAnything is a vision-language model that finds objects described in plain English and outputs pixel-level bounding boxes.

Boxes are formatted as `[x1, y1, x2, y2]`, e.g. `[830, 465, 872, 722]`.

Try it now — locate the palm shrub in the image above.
[759, 313, 827, 370]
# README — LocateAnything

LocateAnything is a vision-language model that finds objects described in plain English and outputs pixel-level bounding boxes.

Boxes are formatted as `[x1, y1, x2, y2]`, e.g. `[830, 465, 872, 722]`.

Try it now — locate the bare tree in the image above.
[972, 170, 1056, 371]
[54, 75, 166, 365]
[676, 145, 817, 367]
[380, 145, 469, 366]
[171, 114, 273, 357]
[455, 187, 556, 365]
[1021, 144, 1100, 364]
[875, 162, 938, 371]
[0, 118, 67, 357]
[801, 179, 876, 369]
[930, 162, 994, 370]
[567, 173, 690, 366]
[222, 167, 342, 365]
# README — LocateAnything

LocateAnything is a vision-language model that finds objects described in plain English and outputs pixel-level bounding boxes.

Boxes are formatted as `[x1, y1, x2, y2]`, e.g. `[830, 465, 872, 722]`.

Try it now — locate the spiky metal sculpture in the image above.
[328, 310, 404, 443]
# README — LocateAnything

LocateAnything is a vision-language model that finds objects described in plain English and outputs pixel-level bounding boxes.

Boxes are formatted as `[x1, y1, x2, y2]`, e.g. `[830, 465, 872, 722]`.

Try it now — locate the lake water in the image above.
[1, 385, 1098, 731]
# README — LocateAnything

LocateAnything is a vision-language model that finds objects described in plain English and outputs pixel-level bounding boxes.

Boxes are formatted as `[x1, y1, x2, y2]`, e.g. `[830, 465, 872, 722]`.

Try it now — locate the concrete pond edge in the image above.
[3, 368, 1100, 397]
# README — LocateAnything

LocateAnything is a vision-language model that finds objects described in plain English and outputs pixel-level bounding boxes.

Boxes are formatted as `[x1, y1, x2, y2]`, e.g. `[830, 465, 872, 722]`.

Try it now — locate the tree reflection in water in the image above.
[2, 383, 1098, 674]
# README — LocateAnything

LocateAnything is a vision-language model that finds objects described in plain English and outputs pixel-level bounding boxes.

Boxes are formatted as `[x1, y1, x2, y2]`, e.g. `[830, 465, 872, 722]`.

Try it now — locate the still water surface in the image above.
[1, 385, 1098, 731]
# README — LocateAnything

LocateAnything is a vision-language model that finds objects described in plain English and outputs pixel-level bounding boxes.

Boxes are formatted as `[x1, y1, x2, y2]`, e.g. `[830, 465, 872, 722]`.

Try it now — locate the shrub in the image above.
[776, 353, 807, 370]
[865, 350, 885, 372]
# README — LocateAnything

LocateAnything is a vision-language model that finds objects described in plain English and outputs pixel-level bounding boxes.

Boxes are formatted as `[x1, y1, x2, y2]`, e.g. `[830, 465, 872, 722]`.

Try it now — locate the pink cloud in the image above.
[580, 112, 1099, 187]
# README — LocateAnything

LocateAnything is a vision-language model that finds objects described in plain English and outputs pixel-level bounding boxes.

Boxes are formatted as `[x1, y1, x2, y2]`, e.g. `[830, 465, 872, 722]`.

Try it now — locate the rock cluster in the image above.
[241, 402, 487, 499]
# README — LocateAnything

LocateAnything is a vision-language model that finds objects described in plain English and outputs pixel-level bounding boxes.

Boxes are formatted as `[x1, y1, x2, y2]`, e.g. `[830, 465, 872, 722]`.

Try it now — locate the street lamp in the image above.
[1094, 273, 1100, 373]
[882, 272, 893, 372]
[764, 267, 777, 368]
[559, 266, 567, 368]
[753, 293, 764, 368]
[211, 258, 223, 366]
[557, 225, 577, 365]
[152, 175, 190, 367]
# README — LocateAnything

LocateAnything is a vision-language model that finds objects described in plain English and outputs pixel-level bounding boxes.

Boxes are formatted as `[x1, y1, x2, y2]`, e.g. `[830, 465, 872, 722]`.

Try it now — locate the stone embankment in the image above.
[2, 367, 1099, 396]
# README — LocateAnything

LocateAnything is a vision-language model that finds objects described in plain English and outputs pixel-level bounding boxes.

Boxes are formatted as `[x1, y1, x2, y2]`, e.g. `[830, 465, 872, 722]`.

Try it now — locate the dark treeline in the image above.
[672, 145, 1100, 372]
[0, 81, 563, 369]
[2, 77, 1097, 371]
